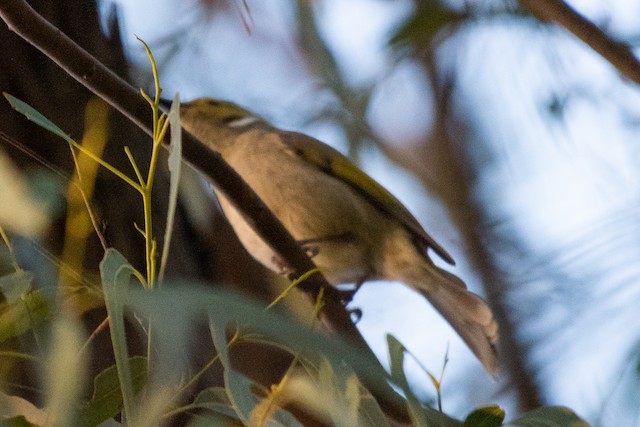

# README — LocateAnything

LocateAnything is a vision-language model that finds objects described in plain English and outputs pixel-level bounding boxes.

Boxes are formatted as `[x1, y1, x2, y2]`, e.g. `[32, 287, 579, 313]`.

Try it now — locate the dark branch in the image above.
[519, 0, 640, 85]
[0, 0, 409, 421]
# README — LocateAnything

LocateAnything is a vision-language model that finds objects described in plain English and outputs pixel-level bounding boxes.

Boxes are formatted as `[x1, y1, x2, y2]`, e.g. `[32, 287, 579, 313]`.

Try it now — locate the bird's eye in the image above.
[207, 100, 221, 107]
[222, 114, 244, 124]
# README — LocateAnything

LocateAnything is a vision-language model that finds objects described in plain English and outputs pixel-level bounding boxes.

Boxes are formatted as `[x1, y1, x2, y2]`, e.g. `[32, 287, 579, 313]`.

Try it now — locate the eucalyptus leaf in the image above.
[388, 2, 466, 49]
[0, 271, 33, 304]
[186, 413, 241, 427]
[464, 405, 505, 427]
[193, 387, 239, 419]
[387, 334, 461, 427]
[508, 406, 589, 427]
[0, 416, 34, 427]
[316, 357, 390, 427]
[387, 334, 430, 427]
[3, 93, 73, 143]
[43, 315, 86, 426]
[209, 313, 264, 425]
[317, 359, 361, 426]
[159, 93, 182, 283]
[0, 289, 50, 343]
[117, 284, 397, 425]
[100, 249, 138, 423]
[359, 391, 392, 427]
[81, 356, 148, 427]
[0, 392, 46, 425]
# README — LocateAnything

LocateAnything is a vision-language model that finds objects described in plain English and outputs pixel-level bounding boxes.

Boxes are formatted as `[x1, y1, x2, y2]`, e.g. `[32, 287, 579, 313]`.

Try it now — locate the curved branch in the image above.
[0, 0, 409, 421]
[519, 0, 640, 84]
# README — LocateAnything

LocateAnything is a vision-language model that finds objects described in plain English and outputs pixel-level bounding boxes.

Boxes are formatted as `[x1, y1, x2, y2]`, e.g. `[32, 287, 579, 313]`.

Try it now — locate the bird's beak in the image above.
[158, 97, 173, 110]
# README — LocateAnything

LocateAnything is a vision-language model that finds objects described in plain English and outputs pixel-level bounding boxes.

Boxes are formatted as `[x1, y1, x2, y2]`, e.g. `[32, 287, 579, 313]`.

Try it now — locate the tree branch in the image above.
[519, 0, 640, 85]
[0, 0, 408, 421]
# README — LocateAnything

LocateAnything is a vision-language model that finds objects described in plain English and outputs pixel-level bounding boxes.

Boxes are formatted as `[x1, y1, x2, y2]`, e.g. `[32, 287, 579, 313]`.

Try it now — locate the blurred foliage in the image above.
[388, 0, 469, 50]
[80, 356, 147, 426]
[0, 246, 590, 426]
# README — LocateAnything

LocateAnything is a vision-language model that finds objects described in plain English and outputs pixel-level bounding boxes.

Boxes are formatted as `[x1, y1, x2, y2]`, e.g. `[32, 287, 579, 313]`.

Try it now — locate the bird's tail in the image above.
[408, 265, 500, 375]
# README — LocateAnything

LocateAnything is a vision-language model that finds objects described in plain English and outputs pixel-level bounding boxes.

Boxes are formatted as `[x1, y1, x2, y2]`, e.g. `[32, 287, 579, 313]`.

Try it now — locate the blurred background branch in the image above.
[518, 0, 640, 84]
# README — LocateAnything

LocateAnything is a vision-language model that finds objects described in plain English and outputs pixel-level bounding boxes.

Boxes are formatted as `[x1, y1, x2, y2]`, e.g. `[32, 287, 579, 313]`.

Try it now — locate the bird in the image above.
[164, 97, 499, 375]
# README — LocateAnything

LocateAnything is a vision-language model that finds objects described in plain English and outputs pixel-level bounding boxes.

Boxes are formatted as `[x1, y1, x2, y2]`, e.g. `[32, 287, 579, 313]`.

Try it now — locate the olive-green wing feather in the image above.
[281, 131, 455, 265]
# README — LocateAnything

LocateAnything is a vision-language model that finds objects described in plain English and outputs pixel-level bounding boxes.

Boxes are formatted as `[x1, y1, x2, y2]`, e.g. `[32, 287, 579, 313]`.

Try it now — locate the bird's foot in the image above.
[348, 307, 363, 324]
[336, 279, 365, 304]
[336, 288, 358, 304]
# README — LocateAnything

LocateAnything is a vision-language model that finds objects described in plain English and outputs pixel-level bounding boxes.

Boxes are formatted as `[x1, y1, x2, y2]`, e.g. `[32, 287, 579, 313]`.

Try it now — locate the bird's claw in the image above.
[336, 288, 358, 304]
[348, 307, 363, 324]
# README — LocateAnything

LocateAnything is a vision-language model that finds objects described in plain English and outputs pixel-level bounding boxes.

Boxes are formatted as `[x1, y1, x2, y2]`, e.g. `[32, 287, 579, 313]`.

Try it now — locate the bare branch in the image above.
[519, 0, 640, 84]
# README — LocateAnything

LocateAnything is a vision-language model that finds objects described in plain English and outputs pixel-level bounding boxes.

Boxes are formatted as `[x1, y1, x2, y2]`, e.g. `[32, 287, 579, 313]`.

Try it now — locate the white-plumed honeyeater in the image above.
[168, 98, 499, 375]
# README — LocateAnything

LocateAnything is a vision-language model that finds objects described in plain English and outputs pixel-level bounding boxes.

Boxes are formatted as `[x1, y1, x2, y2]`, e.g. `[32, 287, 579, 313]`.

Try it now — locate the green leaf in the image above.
[388, 2, 466, 49]
[0, 416, 34, 427]
[43, 315, 87, 426]
[100, 249, 138, 423]
[81, 356, 148, 426]
[387, 334, 461, 427]
[358, 389, 392, 427]
[464, 405, 505, 427]
[186, 413, 241, 427]
[387, 334, 430, 427]
[508, 406, 590, 427]
[101, 282, 411, 424]
[192, 387, 240, 419]
[115, 285, 396, 423]
[0, 392, 46, 425]
[317, 359, 361, 426]
[0, 271, 33, 304]
[3, 93, 73, 143]
[0, 289, 51, 344]
[3, 93, 136, 190]
[159, 93, 182, 283]
[208, 314, 262, 425]
[315, 357, 390, 427]
[27, 169, 66, 218]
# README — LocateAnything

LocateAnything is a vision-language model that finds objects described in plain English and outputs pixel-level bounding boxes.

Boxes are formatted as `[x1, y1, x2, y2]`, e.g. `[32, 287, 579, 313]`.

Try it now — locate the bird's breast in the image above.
[214, 132, 388, 284]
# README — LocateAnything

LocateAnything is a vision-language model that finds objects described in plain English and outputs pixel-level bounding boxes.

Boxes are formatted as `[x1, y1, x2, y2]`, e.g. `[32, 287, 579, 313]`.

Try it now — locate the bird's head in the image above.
[159, 97, 266, 154]
[160, 97, 264, 129]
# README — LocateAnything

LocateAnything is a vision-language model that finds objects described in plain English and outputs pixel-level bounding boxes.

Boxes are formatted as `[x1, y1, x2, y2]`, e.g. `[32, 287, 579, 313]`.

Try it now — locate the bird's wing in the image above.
[280, 131, 455, 265]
